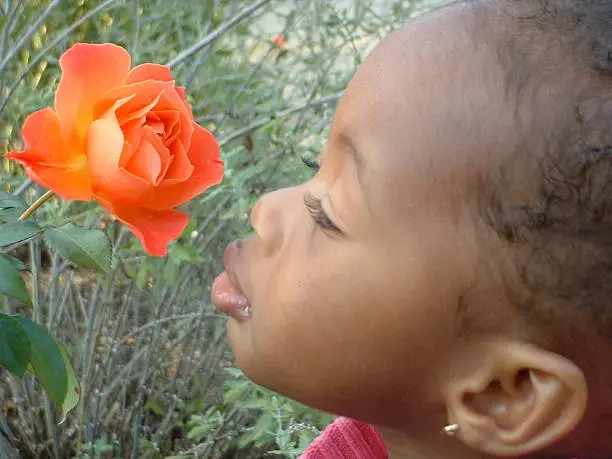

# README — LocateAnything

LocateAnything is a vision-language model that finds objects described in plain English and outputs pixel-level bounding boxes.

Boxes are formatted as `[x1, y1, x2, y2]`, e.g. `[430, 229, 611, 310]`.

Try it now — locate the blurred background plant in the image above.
[0, 0, 445, 457]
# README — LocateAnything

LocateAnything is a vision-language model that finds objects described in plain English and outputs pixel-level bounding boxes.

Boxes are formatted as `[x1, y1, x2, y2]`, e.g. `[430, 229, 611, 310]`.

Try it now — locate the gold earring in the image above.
[441, 424, 459, 436]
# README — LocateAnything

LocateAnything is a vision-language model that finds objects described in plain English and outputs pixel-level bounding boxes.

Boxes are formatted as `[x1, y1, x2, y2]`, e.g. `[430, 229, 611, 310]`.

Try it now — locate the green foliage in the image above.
[0, 256, 29, 304]
[0, 220, 41, 247]
[0, 191, 27, 222]
[186, 407, 225, 443]
[0, 314, 30, 376]
[16, 317, 68, 408]
[185, 368, 334, 457]
[0, 313, 80, 418]
[72, 436, 120, 459]
[45, 223, 112, 274]
[57, 342, 80, 424]
[0, 204, 103, 422]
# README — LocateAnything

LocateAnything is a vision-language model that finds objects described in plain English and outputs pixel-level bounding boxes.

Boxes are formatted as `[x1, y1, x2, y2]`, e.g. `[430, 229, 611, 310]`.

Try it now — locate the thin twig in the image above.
[0, 0, 117, 115]
[119, 311, 222, 343]
[12, 179, 32, 197]
[166, 0, 274, 68]
[18, 190, 54, 221]
[130, 288, 169, 459]
[0, 0, 61, 75]
[218, 92, 343, 146]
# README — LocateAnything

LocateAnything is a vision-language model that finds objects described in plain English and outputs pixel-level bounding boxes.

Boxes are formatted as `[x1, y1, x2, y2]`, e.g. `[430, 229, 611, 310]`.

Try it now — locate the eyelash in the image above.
[302, 157, 320, 172]
[303, 193, 341, 233]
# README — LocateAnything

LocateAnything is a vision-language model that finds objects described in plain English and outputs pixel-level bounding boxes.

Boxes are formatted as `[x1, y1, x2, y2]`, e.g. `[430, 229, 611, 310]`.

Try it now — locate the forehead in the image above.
[328, 3, 518, 220]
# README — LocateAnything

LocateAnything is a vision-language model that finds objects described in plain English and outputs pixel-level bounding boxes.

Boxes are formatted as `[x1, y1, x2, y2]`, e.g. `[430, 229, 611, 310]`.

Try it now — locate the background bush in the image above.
[0, 0, 444, 457]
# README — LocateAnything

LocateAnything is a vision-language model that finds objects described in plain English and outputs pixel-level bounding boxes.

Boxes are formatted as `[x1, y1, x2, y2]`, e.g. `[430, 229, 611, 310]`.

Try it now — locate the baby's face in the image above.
[214, 4, 518, 427]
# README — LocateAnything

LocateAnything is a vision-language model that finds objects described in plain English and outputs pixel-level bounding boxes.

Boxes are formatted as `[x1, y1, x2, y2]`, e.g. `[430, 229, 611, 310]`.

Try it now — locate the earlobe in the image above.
[443, 341, 588, 456]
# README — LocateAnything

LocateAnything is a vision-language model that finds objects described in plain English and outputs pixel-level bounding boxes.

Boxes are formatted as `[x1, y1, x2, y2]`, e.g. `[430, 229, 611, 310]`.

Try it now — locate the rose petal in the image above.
[176, 86, 187, 103]
[163, 140, 194, 183]
[155, 87, 194, 144]
[151, 123, 223, 209]
[55, 43, 131, 145]
[119, 117, 146, 166]
[127, 63, 174, 84]
[125, 127, 171, 185]
[12, 108, 65, 163]
[126, 64, 189, 106]
[18, 164, 94, 201]
[146, 113, 164, 135]
[86, 118, 123, 177]
[149, 110, 180, 144]
[96, 196, 188, 257]
[161, 111, 180, 145]
[6, 108, 92, 201]
[94, 80, 166, 126]
[86, 118, 151, 204]
[127, 138, 161, 184]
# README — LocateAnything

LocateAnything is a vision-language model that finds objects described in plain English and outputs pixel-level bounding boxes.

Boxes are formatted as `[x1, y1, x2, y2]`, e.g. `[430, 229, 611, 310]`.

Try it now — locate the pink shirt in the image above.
[299, 417, 388, 459]
[299, 418, 587, 458]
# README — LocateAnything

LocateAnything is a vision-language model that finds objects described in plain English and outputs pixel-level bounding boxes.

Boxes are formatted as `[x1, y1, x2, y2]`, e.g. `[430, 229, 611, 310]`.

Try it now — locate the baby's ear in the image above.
[442, 341, 587, 456]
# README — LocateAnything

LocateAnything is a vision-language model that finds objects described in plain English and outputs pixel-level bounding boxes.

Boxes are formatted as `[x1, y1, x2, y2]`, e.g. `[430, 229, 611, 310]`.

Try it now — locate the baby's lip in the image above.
[226, 268, 244, 295]
[211, 240, 251, 322]
[211, 271, 251, 322]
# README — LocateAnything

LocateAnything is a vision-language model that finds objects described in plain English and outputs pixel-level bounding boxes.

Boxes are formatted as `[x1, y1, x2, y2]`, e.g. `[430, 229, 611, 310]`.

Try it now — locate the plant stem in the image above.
[165, 0, 274, 68]
[18, 190, 54, 221]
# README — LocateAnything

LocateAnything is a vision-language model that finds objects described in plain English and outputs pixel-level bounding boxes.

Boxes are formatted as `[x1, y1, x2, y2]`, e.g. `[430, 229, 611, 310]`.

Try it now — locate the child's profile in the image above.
[212, 0, 612, 457]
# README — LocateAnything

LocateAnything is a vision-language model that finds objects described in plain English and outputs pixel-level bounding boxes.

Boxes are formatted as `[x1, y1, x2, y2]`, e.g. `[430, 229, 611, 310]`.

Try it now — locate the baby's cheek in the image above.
[261, 260, 321, 334]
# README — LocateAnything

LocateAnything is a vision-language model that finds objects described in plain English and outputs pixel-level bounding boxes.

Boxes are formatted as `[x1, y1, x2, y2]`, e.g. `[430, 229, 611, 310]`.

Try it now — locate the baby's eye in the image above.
[303, 192, 343, 235]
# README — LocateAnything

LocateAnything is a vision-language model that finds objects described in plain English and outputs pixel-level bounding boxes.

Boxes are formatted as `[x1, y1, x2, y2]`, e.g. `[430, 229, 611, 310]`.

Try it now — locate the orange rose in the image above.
[6, 43, 223, 256]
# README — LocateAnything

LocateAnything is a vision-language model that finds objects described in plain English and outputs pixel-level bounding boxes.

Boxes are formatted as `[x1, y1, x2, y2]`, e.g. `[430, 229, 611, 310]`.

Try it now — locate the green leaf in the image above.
[223, 367, 245, 378]
[0, 220, 41, 247]
[16, 317, 68, 407]
[145, 400, 166, 417]
[0, 192, 26, 222]
[56, 342, 80, 424]
[44, 223, 112, 274]
[136, 266, 149, 290]
[0, 256, 30, 304]
[163, 260, 180, 284]
[0, 314, 31, 376]
[0, 192, 26, 209]
[6, 255, 27, 271]
[298, 430, 318, 450]
[170, 244, 204, 264]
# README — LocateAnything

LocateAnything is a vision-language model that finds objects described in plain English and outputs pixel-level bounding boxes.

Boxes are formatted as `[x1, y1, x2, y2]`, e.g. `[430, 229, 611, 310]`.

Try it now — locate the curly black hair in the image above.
[475, 0, 612, 336]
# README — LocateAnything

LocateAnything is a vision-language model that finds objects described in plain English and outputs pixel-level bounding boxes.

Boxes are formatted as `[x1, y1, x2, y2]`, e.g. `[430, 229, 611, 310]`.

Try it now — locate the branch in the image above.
[0, 432, 19, 459]
[0, 0, 61, 75]
[166, 0, 275, 68]
[0, 0, 117, 115]
[218, 91, 344, 146]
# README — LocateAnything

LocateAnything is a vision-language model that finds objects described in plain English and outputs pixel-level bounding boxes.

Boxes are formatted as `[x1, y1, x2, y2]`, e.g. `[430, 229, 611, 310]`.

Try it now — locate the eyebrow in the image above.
[340, 133, 369, 202]
[346, 138, 368, 197]
[320, 133, 371, 214]
[338, 133, 373, 215]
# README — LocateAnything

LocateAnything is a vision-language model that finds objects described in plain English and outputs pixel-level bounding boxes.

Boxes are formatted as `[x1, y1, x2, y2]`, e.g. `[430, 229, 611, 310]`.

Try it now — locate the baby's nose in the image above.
[250, 186, 300, 256]
[250, 190, 284, 255]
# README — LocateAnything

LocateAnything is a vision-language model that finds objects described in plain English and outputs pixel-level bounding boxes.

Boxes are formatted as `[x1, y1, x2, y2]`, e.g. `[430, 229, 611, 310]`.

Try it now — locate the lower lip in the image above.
[211, 271, 252, 322]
